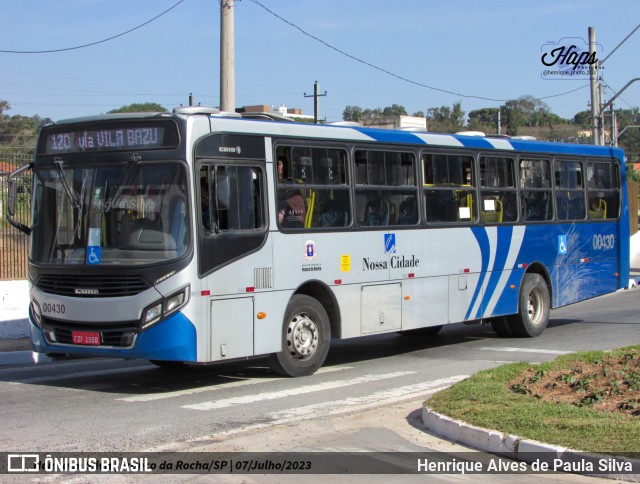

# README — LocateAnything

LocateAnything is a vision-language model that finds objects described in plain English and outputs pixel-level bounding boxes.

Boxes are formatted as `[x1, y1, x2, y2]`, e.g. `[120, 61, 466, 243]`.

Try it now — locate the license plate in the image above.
[72, 331, 101, 346]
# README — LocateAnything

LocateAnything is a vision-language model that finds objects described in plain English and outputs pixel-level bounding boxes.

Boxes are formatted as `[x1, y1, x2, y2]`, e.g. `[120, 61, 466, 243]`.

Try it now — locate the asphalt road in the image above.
[1, 284, 638, 482]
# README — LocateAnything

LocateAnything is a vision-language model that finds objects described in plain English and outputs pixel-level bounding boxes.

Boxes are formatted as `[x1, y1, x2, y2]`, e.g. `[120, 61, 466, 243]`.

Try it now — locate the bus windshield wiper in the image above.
[103, 154, 140, 212]
[53, 157, 79, 208]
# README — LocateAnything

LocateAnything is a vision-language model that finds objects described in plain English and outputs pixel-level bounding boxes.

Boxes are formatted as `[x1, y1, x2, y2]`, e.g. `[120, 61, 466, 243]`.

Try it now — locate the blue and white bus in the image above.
[7, 107, 629, 376]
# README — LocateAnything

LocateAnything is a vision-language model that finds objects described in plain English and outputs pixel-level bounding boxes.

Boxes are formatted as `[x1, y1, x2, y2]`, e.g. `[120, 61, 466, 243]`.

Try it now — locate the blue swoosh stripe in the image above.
[476, 226, 513, 319]
[466, 227, 490, 320]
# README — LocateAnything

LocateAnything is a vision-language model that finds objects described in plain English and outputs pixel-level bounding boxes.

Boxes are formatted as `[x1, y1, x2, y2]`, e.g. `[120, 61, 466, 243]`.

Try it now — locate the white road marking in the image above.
[182, 371, 414, 411]
[185, 375, 469, 442]
[478, 346, 572, 355]
[268, 375, 469, 421]
[118, 365, 351, 403]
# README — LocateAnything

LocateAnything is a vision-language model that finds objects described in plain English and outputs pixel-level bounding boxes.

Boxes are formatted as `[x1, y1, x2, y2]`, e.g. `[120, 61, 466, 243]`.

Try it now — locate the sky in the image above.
[1, 0, 639, 123]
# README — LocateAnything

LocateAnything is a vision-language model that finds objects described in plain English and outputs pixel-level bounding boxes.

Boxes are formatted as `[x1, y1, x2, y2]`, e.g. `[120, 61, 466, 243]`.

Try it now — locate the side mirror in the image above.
[7, 179, 17, 216]
[6, 163, 33, 235]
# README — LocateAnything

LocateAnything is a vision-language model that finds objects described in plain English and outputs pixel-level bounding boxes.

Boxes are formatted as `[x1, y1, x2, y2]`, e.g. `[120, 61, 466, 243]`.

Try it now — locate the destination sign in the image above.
[42, 122, 178, 154]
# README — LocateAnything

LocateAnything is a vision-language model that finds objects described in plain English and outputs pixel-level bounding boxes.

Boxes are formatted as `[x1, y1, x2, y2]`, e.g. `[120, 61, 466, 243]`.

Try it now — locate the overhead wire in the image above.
[0, 0, 185, 54]
[248, 0, 590, 104]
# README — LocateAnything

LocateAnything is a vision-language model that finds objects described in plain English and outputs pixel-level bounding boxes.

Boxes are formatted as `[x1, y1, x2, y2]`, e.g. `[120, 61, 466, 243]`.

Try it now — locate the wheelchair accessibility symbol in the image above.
[558, 235, 567, 255]
[87, 246, 102, 264]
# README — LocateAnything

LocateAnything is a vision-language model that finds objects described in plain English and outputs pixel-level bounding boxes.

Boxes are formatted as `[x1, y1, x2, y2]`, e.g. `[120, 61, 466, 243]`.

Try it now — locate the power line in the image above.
[0, 0, 185, 54]
[248, 0, 590, 104]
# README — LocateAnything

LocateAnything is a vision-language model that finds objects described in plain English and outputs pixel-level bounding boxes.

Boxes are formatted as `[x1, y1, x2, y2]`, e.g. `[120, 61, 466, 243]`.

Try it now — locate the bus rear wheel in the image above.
[507, 273, 550, 337]
[267, 295, 331, 377]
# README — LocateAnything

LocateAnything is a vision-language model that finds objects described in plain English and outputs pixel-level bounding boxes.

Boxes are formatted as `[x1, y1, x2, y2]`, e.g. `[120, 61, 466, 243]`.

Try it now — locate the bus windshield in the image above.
[30, 161, 189, 266]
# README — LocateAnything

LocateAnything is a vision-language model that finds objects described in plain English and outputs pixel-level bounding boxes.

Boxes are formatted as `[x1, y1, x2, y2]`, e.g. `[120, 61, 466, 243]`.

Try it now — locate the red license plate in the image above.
[72, 331, 101, 346]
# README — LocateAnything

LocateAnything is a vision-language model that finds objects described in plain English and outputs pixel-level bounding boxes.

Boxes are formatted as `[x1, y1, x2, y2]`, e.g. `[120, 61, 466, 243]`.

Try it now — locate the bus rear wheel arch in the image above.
[498, 273, 550, 338]
[267, 294, 331, 377]
[507, 273, 551, 338]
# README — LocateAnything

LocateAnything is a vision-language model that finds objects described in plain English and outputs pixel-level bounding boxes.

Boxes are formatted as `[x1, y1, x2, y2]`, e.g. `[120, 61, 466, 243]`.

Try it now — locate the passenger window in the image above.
[519, 158, 552, 222]
[275, 145, 351, 229]
[354, 150, 418, 227]
[480, 156, 517, 223]
[586, 161, 620, 220]
[422, 153, 475, 223]
[554, 160, 585, 221]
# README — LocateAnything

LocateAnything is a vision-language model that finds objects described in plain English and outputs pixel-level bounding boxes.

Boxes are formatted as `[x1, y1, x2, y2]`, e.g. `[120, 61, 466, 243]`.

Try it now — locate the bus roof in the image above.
[49, 110, 626, 162]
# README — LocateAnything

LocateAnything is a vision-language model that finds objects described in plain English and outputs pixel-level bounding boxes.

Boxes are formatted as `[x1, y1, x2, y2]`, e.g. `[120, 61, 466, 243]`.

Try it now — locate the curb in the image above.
[421, 405, 640, 482]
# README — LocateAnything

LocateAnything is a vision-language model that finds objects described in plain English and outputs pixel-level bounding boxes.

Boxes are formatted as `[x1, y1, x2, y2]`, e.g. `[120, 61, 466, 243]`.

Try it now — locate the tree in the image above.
[108, 103, 167, 113]
[500, 95, 557, 135]
[615, 108, 640, 163]
[0, 100, 51, 148]
[467, 108, 499, 133]
[0, 100, 10, 116]
[342, 105, 363, 122]
[343, 104, 408, 123]
[381, 104, 407, 116]
[573, 110, 591, 129]
[425, 102, 465, 133]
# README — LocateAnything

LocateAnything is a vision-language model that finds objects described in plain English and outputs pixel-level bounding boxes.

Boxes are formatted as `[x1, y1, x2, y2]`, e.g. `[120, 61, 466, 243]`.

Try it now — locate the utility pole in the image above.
[589, 26, 600, 145]
[610, 105, 617, 147]
[220, 0, 235, 112]
[496, 109, 501, 135]
[304, 81, 327, 124]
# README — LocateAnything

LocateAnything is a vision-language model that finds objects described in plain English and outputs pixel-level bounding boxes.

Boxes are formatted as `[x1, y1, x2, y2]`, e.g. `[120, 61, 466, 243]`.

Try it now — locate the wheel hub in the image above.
[287, 314, 319, 360]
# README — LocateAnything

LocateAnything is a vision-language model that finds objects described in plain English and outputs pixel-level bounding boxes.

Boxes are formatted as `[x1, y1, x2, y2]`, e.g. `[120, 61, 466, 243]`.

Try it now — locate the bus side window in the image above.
[355, 149, 417, 227]
[554, 160, 585, 221]
[278, 189, 306, 228]
[480, 156, 517, 223]
[200, 171, 212, 231]
[276, 145, 351, 230]
[519, 158, 552, 222]
[203, 165, 264, 233]
[422, 152, 475, 224]
[587, 161, 620, 220]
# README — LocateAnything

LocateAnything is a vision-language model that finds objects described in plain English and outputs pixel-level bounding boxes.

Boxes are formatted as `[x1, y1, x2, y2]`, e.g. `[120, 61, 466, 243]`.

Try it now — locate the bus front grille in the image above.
[35, 274, 150, 297]
[42, 317, 139, 348]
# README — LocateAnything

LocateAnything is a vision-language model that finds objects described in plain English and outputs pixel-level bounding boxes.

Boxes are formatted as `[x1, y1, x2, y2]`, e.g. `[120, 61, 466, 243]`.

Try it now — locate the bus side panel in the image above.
[468, 225, 525, 320]
[448, 273, 481, 323]
[209, 296, 254, 360]
[551, 222, 622, 306]
[253, 290, 292, 355]
[401, 276, 448, 330]
[515, 223, 622, 308]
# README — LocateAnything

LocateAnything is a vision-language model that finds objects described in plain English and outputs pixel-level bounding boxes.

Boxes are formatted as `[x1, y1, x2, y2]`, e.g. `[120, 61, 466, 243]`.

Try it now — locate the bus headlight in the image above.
[141, 285, 190, 330]
[165, 290, 186, 313]
[31, 299, 42, 328]
[142, 303, 163, 328]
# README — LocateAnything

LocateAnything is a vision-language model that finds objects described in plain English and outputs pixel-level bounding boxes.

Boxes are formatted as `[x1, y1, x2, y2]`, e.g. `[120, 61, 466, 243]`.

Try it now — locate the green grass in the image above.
[426, 345, 640, 456]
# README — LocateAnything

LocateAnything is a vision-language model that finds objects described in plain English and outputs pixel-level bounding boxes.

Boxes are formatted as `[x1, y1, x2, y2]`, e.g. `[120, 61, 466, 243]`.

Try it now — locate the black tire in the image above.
[508, 273, 550, 337]
[149, 360, 186, 369]
[267, 295, 331, 377]
[490, 317, 513, 337]
[399, 325, 443, 337]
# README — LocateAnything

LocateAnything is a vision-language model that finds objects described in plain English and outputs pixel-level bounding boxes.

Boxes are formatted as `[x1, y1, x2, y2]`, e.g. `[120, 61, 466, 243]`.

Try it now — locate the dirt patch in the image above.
[508, 350, 640, 417]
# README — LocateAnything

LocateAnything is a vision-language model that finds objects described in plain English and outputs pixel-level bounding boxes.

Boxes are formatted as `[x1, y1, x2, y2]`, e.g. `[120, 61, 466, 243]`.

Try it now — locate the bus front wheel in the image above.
[508, 273, 550, 337]
[267, 295, 331, 377]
